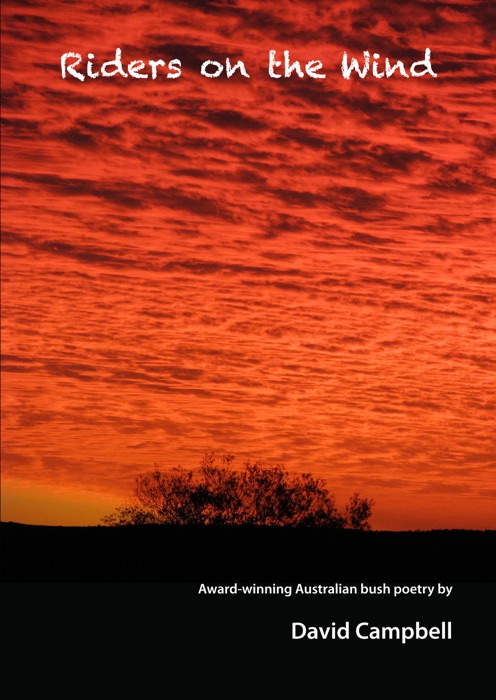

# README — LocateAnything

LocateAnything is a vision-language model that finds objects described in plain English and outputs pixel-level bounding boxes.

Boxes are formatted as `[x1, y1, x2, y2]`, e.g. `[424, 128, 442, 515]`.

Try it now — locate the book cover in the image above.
[1, 0, 495, 669]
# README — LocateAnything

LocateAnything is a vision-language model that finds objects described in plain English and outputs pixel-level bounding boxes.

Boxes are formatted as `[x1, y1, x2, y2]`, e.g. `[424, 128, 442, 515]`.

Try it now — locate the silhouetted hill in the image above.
[1, 522, 495, 582]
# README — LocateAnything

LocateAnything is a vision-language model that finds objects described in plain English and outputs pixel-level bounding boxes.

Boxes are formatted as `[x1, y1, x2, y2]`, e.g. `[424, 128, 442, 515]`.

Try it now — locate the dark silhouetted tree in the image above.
[102, 453, 374, 529]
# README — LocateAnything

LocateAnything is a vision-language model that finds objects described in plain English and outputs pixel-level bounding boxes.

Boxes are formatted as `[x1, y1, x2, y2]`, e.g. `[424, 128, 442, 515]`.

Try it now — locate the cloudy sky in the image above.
[1, 0, 495, 529]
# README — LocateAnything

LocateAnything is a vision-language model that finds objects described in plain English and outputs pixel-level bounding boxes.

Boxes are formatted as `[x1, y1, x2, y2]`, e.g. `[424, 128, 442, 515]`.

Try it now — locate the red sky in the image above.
[1, 0, 495, 530]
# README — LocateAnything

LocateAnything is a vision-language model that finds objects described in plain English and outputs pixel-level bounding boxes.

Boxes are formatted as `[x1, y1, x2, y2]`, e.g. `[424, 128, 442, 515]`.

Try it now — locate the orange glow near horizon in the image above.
[1, 0, 495, 531]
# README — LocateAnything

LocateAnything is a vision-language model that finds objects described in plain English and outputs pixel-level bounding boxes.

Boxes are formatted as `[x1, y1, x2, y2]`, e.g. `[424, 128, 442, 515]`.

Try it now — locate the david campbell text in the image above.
[292, 621, 452, 643]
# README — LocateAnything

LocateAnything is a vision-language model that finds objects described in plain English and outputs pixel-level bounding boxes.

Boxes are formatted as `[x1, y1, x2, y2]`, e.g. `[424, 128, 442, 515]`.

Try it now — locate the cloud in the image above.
[2, 0, 495, 530]
[417, 481, 473, 495]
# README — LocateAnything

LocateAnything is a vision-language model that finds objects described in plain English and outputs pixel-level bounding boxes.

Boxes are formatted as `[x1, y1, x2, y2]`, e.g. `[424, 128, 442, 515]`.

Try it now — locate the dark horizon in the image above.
[3, 519, 496, 533]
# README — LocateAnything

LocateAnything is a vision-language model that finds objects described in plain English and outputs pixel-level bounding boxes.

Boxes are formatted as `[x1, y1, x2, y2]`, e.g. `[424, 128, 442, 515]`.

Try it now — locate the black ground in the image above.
[2, 522, 495, 582]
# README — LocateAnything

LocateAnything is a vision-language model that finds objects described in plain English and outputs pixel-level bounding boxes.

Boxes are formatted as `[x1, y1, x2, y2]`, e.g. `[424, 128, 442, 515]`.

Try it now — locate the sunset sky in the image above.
[1, 0, 495, 530]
